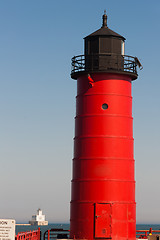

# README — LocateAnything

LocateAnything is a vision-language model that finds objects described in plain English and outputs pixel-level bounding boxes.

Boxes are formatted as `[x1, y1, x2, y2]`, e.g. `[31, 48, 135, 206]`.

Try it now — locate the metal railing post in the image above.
[73, 56, 75, 72]
[47, 230, 50, 240]
[38, 228, 41, 240]
[149, 228, 153, 235]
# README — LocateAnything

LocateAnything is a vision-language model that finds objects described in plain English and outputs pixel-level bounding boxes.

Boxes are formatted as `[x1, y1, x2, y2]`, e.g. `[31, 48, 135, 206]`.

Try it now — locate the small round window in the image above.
[102, 103, 108, 110]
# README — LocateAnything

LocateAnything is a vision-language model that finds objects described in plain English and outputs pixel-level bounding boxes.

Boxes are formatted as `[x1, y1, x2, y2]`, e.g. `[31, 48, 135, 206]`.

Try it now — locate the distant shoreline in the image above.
[16, 224, 31, 226]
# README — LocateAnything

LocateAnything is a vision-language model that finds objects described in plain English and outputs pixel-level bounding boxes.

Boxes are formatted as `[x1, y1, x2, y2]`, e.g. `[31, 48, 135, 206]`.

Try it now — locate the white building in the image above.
[29, 209, 48, 226]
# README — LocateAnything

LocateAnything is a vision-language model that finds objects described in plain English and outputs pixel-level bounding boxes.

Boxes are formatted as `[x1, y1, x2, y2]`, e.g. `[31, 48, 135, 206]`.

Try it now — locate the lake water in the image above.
[16, 223, 69, 236]
[16, 223, 160, 238]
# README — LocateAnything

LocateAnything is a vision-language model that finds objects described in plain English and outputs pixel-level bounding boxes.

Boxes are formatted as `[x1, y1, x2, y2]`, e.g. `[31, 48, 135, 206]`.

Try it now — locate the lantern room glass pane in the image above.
[112, 38, 121, 54]
[90, 38, 99, 54]
[121, 40, 125, 55]
[100, 38, 111, 54]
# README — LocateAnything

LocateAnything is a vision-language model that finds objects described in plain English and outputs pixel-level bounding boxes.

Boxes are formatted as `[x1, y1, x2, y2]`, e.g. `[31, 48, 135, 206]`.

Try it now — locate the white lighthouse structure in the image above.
[29, 209, 48, 226]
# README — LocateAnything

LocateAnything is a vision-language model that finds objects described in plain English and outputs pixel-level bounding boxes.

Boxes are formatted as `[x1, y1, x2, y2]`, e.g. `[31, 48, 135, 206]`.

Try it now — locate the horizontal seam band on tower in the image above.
[71, 179, 135, 183]
[74, 135, 134, 140]
[76, 93, 133, 99]
[72, 157, 135, 161]
[75, 114, 133, 119]
[70, 200, 136, 204]
[70, 218, 136, 223]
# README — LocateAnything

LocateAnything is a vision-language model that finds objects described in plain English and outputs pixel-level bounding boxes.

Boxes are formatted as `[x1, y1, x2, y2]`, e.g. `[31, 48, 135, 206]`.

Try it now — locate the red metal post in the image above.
[38, 228, 41, 240]
[47, 230, 50, 240]
[149, 228, 152, 235]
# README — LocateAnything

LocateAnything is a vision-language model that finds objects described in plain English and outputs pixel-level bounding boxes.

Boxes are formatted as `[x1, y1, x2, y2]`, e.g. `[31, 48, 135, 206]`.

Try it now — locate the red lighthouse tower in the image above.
[70, 12, 141, 240]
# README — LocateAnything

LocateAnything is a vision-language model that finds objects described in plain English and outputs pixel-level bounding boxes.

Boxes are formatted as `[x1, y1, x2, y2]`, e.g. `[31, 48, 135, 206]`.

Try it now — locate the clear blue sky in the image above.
[0, 0, 160, 224]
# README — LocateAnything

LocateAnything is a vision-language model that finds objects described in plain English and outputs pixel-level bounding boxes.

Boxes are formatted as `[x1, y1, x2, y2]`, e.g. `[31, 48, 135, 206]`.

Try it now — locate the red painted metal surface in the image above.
[16, 228, 41, 240]
[70, 73, 136, 240]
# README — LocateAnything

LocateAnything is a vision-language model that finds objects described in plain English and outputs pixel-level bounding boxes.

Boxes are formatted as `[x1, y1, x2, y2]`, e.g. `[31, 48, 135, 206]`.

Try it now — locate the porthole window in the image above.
[102, 103, 108, 110]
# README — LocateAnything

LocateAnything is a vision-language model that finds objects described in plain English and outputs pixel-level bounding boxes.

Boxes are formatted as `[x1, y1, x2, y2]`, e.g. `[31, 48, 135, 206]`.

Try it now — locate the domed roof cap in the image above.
[84, 11, 125, 40]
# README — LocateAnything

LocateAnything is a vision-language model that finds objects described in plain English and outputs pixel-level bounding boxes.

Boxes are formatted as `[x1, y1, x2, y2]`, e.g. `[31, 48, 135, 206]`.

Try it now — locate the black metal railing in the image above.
[43, 229, 69, 240]
[71, 54, 137, 77]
